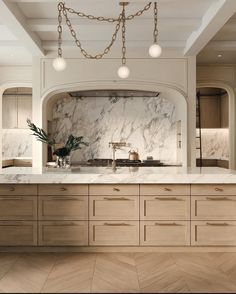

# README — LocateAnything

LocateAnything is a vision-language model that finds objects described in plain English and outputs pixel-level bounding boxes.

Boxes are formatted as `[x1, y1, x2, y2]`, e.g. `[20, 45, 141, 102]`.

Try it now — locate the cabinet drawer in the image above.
[140, 221, 190, 246]
[140, 196, 190, 220]
[192, 196, 236, 220]
[140, 185, 190, 196]
[0, 184, 37, 196]
[89, 196, 139, 220]
[0, 221, 37, 246]
[89, 185, 139, 196]
[89, 221, 139, 246]
[38, 184, 88, 196]
[191, 221, 236, 246]
[191, 184, 236, 196]
[38, 221, 88, 246]
[39, 196, 88, 220]
[0, 196, 37, 220]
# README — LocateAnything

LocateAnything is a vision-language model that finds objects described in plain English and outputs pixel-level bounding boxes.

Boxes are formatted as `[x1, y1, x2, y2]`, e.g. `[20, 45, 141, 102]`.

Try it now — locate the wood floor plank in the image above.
[42, 253, 96, 293]
[92, 253, 140, 293]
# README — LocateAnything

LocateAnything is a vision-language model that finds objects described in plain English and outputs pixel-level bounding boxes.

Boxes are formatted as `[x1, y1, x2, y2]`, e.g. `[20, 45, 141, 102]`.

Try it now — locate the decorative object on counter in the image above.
[27, 119, 88, 168]
[53, 2, 161, 78]
[128, 149, 139, 161]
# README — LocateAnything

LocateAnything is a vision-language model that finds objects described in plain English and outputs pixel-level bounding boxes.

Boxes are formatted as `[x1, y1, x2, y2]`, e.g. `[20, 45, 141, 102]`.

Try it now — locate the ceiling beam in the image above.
[184, 0, 236, 56]
[0, 0, 45, 56]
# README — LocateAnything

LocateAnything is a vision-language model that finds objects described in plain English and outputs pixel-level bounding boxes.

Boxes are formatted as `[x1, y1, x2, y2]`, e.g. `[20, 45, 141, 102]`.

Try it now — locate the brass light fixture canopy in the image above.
[119, 2, 129, 6]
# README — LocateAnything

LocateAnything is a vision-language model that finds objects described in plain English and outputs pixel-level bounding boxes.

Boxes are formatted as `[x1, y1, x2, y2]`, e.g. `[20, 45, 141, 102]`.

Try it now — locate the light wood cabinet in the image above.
[38, 221, 88, 246]
[0, 185, 37, 196]
[89, 184, 139, 196]
[191, 184, 236, 196]
[191, 221, 236, 246]
[140, 196, 190, 220]
[39, 195, 88, 220]
[140, 184, 190, 196]
[0, 221, 37, 246]
[200, 97, 220, 128]
[0, 196, 37, 220]
[38, 184, 88, 196]
[89, 195, 139, 221]
[192, 195, 236, 220]
[89, 221, 139, 246]
[140, 221, 190, 246]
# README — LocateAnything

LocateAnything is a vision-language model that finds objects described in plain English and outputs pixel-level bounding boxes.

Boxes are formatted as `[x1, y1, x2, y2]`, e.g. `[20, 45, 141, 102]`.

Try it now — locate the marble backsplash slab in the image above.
[51, 95, 178, 163]
[2, 129, 32, 158]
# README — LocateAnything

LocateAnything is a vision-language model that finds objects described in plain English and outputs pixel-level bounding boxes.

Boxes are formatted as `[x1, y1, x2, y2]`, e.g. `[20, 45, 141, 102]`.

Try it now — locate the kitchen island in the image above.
[1, 166, 236, 252]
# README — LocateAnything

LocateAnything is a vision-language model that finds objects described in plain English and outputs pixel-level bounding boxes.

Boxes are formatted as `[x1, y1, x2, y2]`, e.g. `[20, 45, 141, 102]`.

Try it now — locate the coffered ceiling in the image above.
[0, 0, 236, 65]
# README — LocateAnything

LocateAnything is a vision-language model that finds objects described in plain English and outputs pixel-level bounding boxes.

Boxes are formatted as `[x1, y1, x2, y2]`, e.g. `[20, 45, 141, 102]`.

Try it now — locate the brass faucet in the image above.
[109, 142, 127, 171]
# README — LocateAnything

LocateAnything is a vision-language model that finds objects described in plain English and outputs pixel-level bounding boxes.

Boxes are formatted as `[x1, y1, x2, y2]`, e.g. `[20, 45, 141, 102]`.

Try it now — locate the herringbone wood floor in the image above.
[0, 252, 236, 293]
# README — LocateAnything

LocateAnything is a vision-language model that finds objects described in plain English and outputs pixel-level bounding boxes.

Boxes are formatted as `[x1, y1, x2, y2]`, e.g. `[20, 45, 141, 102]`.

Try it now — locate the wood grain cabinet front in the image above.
[140, 196, 190, 220]
[89, 195, 139, 220]
[140, 221, 190, 246]
[89, 221, 139, 246]
[191, 184, 236, 196]
[38, 184, 88, 196]
[192, 196, 236, 220]
[0, 196, 37, 220]
[0, 221, 37, 246]
[89, 184, 139, 196]
[0, 184, 37, 196]
[191, 221, 236, 246]
[38, 221, 88, 246]
[39, 196, 88, 220]
[140, 184, 190, 196]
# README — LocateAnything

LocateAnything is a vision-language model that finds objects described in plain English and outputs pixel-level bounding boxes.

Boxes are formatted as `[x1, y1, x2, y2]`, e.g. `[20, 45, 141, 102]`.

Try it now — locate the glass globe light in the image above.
[149, 43, 162, 58]
[117, 65, 130, 79]
[52, 57, 67, 71]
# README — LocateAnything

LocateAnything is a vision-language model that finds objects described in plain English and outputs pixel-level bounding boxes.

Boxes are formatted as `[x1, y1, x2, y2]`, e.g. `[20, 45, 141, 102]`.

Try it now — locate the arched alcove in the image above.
[39, 81, 188, 167]
[197, 82, 235, 169]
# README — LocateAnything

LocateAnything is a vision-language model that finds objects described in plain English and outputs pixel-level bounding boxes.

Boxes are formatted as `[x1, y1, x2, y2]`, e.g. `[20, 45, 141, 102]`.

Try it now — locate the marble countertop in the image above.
[0, 166, 236, 184]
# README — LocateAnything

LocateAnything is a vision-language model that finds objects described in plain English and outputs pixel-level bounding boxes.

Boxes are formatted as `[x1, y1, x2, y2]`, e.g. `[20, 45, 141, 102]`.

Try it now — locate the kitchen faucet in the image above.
[109, 142, 127, 171]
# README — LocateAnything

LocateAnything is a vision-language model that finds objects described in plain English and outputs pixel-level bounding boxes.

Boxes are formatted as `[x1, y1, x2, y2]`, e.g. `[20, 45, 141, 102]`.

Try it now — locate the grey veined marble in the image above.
[51, 95, 178, 164]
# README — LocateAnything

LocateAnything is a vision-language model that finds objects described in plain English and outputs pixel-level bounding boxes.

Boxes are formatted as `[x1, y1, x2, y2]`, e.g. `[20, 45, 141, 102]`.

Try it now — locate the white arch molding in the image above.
[38, 80, 189, 168]
[0, 82, 32, 168]
[197, 81, 235, 169]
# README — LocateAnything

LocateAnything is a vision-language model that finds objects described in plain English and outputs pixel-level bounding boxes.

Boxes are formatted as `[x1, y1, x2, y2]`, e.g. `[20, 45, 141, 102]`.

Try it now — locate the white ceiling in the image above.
[0, 0, 236, 65]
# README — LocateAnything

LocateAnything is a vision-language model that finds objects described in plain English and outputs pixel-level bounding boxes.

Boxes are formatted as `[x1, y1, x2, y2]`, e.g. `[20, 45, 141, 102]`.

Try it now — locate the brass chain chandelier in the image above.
[53, 2, 162, 79]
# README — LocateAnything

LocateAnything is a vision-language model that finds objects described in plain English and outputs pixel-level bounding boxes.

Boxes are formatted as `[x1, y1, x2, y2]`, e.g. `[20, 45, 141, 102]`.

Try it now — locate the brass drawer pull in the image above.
[9, 187, 15, 192]
[215, 187, 223, 192]
[104, 197, 130, 201]
[206, 222, 229, 226]
[164, 187, 172, 192]
[59, 187, 67, 191]
[52, 196, 82, 201]
[206, 197, 230, 201]
[0, 196, 23, 200]
[113, 188, 120, 192]
[104, 223, 130, 226]
[155, 222, 180, 226]
[155, 197, 180, 201]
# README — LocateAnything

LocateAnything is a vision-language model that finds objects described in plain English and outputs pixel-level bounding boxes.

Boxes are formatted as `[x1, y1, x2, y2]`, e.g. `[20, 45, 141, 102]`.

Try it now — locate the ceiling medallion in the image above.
[53, 1, 162, 79]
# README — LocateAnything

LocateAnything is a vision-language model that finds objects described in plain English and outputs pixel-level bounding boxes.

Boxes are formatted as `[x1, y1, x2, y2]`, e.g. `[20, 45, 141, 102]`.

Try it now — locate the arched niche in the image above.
[40, 81, 188, 167]
[197, 81, 235, 169]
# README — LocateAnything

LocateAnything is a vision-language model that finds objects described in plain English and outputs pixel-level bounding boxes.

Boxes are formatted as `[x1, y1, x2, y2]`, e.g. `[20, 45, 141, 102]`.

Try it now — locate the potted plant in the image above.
[27, 119, 88, 168]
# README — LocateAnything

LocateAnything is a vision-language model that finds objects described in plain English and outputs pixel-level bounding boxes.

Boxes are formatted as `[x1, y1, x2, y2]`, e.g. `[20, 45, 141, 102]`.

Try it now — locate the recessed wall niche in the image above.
[46, 90, 183, 166]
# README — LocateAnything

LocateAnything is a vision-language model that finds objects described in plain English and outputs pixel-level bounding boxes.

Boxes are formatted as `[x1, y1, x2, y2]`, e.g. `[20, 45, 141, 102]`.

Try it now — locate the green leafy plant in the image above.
[27, 119, 88, 157]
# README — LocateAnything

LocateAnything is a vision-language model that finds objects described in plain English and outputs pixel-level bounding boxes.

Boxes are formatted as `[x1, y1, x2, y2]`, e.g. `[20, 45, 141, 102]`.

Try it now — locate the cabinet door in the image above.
[0, 221, 37, 246]
[200, 97, 220, 128]
[140, 196, 190, 220]
[38, 221, 88, 246]
[17, 96, 32, 128]
[191, 221, 236, 246]
[89, 221, 139, 246]
[39, 195, 88, 220]
[140, 221, 190, 246]
[89, 196, 139, 220]
[2, 96, 17, 129]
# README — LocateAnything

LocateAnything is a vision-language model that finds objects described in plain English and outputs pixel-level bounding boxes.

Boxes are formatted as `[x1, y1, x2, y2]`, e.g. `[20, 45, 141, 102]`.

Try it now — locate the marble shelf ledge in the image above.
[0, 166, 236, 184]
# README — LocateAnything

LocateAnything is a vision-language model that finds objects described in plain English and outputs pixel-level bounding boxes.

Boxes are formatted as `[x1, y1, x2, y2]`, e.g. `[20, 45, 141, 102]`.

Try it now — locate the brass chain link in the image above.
[56, 2, 153, 59]
[153, 2, 158, 43]
[121, 3, 126, 65]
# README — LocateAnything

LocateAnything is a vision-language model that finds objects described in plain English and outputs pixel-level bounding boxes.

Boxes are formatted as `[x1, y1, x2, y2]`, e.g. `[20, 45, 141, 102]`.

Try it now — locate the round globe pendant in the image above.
[52, 57, 67, 71]
[117, 65, 130, 79]
[149, 43, 162, 58]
